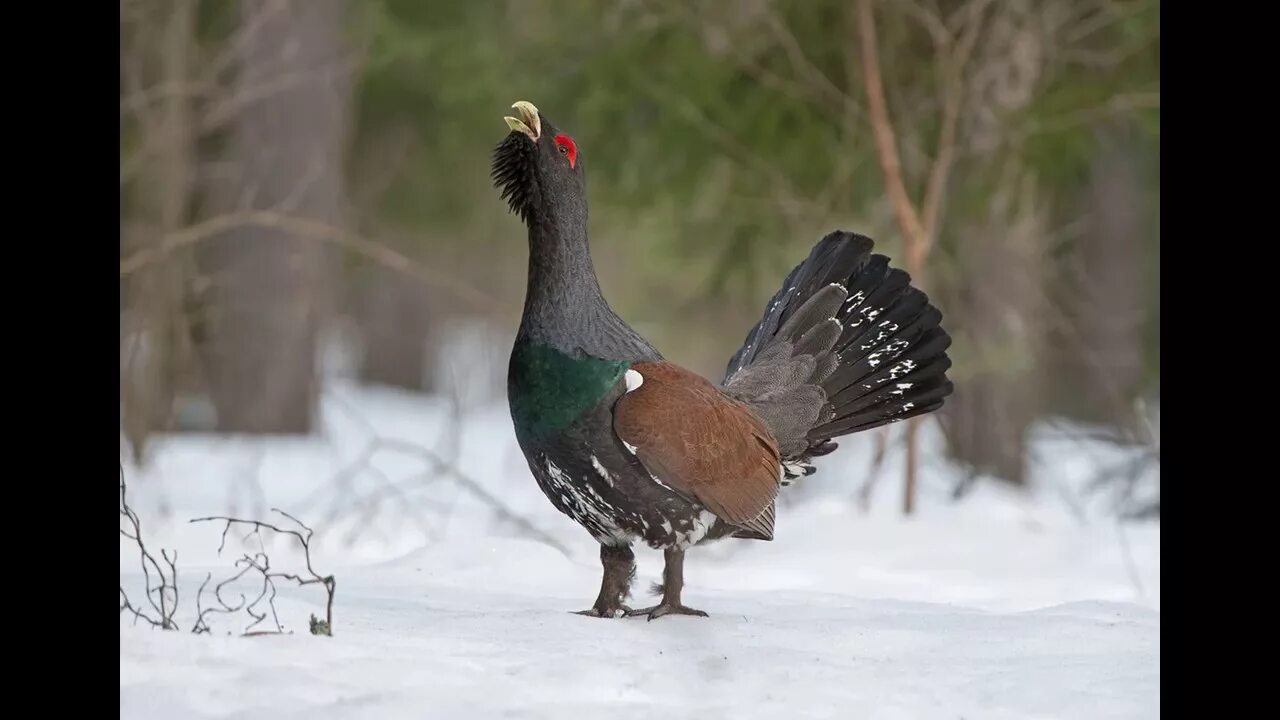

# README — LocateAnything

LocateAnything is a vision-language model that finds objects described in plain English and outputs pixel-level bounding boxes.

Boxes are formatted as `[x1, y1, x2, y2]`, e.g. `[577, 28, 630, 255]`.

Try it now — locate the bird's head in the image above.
[491, 100, 585, 228]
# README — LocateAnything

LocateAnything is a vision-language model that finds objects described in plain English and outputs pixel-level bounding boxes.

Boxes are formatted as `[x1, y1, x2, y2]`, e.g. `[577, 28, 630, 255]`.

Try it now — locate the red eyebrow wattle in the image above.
[554, 134, 578, 168]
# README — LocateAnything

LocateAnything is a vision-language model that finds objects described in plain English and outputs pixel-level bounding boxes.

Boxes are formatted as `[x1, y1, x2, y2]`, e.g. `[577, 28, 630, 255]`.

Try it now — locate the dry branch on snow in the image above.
[120, 468, 337, 637]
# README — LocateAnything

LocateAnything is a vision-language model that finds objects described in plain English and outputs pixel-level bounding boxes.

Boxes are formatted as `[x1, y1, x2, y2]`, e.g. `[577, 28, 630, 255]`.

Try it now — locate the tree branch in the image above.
[921, 0, 992, 239]
[118, 210, 505, 315]
[762, 9, 860, 114]
[314, 391, 576, 559]
[856, 0, 928, 269]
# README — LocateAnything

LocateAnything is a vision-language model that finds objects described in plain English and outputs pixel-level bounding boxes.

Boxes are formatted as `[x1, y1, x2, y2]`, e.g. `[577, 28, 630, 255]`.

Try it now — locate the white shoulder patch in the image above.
[624, 368, 644, 393]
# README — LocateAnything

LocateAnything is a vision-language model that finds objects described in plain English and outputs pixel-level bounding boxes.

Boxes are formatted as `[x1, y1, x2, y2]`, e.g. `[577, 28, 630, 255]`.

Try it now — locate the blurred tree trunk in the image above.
[355, 263, 436, 392]
[345, 123, 436, 393]
[196, 0, 352, 434]
[942, 166, 1047, 486]
[120, 0, 198, 461]
[1053, 124, 1147, 425]
[937, 0, 1049, 487]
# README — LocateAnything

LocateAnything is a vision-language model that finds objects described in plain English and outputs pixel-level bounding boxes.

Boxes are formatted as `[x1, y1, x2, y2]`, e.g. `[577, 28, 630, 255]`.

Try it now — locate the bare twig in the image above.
[1062, 0, 1152, 46]
[625, 71, 822, 225]
[119, 79, 214, 120]
[856, 0, 929, 266]
[202, 0, 291, 81]
[118, 209, 505, 315]
[856, 0, 933, 516]
[191, 562, 257, 635]
[120, 468, 179, 630]
[189, 509, 337, 636]
[192, 548, 289, 635]
[761, 9, 859, 114]
[958, 91, 1160, 161]
[1115, 518, 1147, 600]
[857, 425, 896, 513]
[902, 0, 950, 47]
[921, 0, 992, 239]
[949, 467, 982, 502]
[309, 392, 575, 558]
[191, 573, 219, 634]
[1033, 413, 1159, 523]
[200, 60, 361, 134]
[855, 0, 993, 515]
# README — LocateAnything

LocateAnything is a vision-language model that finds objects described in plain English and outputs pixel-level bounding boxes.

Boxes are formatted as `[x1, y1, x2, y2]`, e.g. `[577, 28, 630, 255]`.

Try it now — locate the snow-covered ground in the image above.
[120, 380, 1159, 719]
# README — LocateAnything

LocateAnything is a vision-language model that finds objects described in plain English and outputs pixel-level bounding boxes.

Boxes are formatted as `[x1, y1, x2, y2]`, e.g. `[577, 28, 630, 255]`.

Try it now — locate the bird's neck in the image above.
[510, 216, 634, 440]
[522, 213, 604, 327]
[516, 203, 662, 362]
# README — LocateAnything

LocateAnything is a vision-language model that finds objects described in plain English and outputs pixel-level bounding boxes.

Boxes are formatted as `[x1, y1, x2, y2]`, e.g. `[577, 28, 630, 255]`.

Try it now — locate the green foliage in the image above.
[124, 0, 1156, 429]
[1023, 0, 1159, 189]
[309, 613, 332, 637]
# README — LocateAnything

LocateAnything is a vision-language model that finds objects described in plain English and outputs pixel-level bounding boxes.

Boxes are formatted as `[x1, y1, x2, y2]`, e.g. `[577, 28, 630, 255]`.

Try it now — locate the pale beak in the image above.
[503, 100, 541, 142]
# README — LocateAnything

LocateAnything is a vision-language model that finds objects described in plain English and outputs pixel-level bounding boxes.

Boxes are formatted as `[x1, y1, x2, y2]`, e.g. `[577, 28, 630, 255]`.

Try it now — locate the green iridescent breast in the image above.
[507, 341, 630, 443]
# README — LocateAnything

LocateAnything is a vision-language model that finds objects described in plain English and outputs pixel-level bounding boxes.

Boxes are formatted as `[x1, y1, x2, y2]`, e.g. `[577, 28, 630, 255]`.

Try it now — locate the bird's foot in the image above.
[571, 604, 632, 619]
[625, 603, 709, 621]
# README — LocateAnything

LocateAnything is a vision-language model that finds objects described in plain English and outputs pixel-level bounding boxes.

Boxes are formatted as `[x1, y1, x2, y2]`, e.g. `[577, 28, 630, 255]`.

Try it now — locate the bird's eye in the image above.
[553, 133, 577, 168]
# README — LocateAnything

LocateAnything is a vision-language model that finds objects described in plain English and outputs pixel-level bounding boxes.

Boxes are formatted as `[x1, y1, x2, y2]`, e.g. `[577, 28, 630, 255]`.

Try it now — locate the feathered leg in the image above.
[573, 544, 635, 618]
[626, 548, 708, 621]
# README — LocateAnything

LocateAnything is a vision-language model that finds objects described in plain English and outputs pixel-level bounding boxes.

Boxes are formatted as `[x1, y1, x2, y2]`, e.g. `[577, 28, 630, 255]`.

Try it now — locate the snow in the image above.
[120, 380, 1159, 719]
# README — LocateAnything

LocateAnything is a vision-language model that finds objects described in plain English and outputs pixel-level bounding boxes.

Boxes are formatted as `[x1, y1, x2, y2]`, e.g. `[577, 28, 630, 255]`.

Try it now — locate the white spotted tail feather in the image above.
[721, 230, 954, 479]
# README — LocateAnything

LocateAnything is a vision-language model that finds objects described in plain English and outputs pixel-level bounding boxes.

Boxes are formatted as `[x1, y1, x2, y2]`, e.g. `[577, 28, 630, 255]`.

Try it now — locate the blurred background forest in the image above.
[119, 0, 1159, 519]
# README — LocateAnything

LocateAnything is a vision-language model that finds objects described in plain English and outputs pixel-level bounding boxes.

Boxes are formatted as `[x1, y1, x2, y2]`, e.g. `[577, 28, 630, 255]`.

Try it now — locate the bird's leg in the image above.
[572, 543, 635, 618]
[626, 548, 709, 620]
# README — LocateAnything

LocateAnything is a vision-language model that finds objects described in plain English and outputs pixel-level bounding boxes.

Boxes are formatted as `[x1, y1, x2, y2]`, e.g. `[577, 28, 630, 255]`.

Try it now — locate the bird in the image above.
[491, 100, 954, 620]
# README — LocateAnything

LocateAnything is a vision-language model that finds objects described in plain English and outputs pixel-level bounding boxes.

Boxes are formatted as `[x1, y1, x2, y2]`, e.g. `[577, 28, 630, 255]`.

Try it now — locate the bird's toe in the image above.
[625, 603, 709, 620]
[571, 605, 631, 618]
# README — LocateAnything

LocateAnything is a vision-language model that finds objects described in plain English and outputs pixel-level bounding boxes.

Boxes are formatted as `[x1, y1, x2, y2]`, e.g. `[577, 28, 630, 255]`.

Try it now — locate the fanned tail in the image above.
[722, 230, 954, 482]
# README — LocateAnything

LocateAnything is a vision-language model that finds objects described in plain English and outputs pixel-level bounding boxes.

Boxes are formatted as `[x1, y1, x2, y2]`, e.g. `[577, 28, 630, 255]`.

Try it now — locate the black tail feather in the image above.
[724, 233, 875, 380]
[826, 350, 953, 416]
[823, 315, 950, 403]
[722, 230, 953, 466]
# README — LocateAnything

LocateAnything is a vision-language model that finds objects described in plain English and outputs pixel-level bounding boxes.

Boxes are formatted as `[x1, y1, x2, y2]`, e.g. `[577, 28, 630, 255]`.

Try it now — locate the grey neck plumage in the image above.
[518, 209, 662, 363]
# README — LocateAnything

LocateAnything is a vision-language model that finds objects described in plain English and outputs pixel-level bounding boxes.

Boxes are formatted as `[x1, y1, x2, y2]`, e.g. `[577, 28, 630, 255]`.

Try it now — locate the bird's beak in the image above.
[503, 100, 541, 143]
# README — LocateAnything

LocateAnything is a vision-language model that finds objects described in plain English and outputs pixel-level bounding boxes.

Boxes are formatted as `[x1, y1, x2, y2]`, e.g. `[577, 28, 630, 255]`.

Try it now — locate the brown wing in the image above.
[613, 360, 782, 539]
